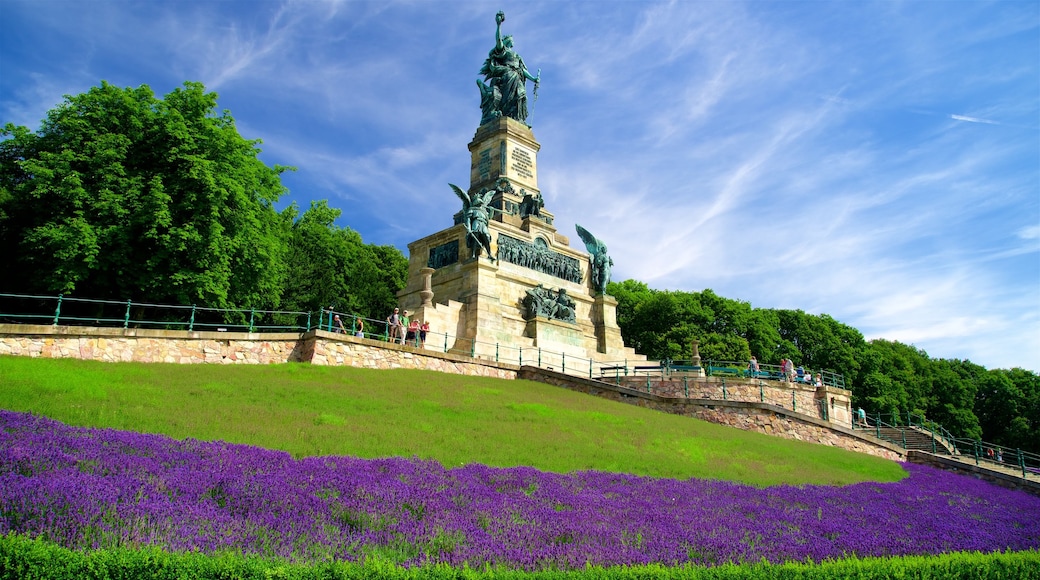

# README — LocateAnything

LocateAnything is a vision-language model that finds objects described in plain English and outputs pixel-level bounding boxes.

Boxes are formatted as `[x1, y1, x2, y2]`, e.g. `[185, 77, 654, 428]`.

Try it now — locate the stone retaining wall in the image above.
[0, 324, 517, 379]
[690, 404, 902, 461]
[618, 377, 825, 421]
[308, 333, 517, 379]
[521, 367, 904, 461]
[0, 325, 304, 364]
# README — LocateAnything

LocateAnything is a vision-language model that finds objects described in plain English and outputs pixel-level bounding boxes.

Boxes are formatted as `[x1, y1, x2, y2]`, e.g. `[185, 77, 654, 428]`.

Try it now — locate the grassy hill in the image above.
[0, 355, 904, 486]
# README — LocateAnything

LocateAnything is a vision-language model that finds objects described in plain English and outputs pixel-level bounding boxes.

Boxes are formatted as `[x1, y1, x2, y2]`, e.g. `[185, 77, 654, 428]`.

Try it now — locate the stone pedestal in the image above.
[816, 385, 853, 428]
[687, 339, 705, 377]
[590, 295, 623, 355]
[469, 117, 541, 202]
[395, 118, 645, 365]
[524, 317, 588, 357]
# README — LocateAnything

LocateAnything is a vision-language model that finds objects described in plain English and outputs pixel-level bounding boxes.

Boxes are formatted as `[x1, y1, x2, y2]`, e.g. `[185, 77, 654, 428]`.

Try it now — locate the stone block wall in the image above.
[0, 325, 303, 364]
[615, 376, 852, 428]
[687, 405, 901, 461]
[309, 332, 517, 379]
[521, 367, 902, 461]
[0, 324, 517, 379]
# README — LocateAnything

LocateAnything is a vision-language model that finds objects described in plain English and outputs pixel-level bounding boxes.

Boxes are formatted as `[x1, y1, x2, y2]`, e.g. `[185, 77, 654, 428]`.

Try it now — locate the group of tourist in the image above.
[748, 355, 823, 386]
[326, 306, 429, 346]
[331, 313, 364, 338]
[385, 308, 429, 347]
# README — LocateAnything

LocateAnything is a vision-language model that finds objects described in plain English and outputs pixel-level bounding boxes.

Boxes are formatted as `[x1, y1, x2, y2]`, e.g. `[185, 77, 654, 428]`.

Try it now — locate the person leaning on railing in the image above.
[407, 317, 419, 345]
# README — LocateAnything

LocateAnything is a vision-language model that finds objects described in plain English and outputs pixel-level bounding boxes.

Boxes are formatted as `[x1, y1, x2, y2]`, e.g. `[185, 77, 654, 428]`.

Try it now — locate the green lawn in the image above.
[0, 355, 906, 486]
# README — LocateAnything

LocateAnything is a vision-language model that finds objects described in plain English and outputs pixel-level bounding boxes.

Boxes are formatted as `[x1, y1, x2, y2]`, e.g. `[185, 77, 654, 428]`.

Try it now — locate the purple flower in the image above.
[1, 410, 1037, 570]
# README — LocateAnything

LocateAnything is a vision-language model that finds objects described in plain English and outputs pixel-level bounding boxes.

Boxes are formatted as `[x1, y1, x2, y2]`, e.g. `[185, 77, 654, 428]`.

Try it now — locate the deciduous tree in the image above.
[0, 81, 291, 310]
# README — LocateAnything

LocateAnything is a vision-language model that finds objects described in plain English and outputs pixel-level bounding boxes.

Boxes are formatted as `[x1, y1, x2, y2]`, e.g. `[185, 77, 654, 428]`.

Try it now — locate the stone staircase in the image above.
[875, 426, 953, 455]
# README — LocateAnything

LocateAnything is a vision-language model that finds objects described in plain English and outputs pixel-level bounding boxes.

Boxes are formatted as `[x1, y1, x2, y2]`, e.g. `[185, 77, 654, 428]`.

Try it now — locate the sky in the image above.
[1, 1, 1038, 372]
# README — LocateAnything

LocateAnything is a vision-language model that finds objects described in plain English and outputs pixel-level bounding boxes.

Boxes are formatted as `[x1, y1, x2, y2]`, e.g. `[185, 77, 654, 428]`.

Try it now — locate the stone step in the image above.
[875, 427, 951, 454]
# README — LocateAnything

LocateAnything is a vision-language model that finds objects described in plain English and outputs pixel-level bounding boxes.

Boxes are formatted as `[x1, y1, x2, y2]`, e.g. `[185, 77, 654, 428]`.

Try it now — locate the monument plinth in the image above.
[395, 12, 643, 365]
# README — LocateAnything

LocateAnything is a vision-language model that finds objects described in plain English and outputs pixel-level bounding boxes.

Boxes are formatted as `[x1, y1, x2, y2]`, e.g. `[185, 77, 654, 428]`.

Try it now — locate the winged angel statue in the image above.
[575, 224, 613, 296]
[450, 183, 499, 261]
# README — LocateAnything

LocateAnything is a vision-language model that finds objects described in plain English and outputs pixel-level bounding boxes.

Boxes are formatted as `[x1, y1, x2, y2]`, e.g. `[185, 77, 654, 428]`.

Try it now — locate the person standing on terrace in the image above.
[398, 311, 410, 345]
[386, 308, 400, 343]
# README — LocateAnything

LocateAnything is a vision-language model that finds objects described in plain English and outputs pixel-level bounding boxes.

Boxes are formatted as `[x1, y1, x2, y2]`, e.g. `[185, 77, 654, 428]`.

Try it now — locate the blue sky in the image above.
[2, 1, 1038, 372]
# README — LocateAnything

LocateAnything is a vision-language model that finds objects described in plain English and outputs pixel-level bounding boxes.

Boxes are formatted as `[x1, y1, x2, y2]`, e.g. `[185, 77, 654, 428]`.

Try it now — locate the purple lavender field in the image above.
[2, 410, 1038, 570]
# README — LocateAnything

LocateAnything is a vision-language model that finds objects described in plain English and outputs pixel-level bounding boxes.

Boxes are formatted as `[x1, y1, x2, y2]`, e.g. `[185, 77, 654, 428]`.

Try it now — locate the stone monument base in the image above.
[524, 316, 588, 358]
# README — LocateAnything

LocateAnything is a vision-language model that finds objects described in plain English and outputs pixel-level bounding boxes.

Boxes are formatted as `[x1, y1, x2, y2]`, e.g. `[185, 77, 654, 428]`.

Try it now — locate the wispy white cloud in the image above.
[950, 114, 1000, 125]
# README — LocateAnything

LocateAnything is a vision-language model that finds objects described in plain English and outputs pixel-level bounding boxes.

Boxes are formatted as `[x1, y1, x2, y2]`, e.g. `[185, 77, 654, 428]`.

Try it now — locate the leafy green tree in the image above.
[280, 200, 407, 322]
[698, 289, 751, 336]
[854, 340, 932, 417]
[609, 279, 654, 347]
[924, 359, 982, 440]
[974, 368, 1038, 452]
[744, 309, 783, 365]
[608, 286, 715, 360]
[772, 310, 864, 381]
[698, 332, 751, 363]
[998, 368, 1040, 453]
[368, 244, 409, 319]
[0, 81, 291, 310]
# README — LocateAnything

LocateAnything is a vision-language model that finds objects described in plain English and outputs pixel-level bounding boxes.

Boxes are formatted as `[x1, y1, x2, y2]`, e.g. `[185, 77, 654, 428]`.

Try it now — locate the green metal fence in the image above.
[700, 359, 846, 389]
[950, 437, 1040, 480]
[0, 293, 313, 333]
[850, 409, 1039, 480]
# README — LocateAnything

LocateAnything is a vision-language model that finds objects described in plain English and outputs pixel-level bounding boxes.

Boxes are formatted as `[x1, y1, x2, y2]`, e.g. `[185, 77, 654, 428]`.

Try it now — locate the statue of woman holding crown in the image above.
[478, 11, 540, 126]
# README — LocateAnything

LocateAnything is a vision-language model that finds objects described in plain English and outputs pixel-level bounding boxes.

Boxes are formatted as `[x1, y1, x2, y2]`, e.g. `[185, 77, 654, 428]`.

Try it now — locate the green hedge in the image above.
[2, 534, 1038, 580]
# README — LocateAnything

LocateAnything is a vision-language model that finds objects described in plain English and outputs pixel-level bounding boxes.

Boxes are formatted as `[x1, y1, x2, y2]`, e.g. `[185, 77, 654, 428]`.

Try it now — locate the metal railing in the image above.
[949, 438, 1040, 480]
[0, 293, 312, 333]
[850, 410, 1039, 480]
[699, 359, 846, 389]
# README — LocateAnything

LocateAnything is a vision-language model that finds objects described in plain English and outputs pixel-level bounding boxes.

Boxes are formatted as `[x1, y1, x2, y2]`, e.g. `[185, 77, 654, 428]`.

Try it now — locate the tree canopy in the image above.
[281, 200, 406, 321]
[0, 81, 406, 320]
